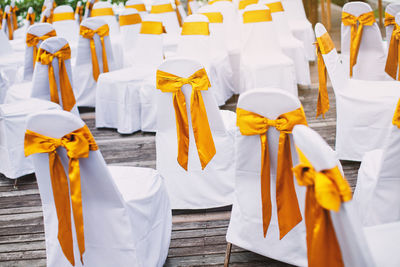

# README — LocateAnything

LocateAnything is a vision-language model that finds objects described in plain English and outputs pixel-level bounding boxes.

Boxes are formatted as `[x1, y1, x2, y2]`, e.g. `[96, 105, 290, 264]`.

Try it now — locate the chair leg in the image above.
[224, 242, 232, 267]
[13, 178, 18, 190]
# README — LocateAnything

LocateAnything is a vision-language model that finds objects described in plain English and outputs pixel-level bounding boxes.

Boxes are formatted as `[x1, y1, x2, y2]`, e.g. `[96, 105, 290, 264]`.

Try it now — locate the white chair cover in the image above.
[385, 3, 400, 41]
[315, 23, 400, 161]
[91, 1, 120, 36]
[240, 4, 297, 96]
[126, 0, 148, 16]
[53, 5, 80, 49]
[150, 0, 180, 35]
[74, 18, 117, 107]
[226, 88, 306, 266]
[26, 109, 171, 267]
[96, 14, 164, 134]
[281, 0, 315, 61]
[75, 1, 83, 23]
[177, 14, 234, 105]
[83, 0, 96, 19]
[156, 58, 236, 209]
[1, 5, 18, 40]
[341, 2, 391, 81]
[260, 0, 310, 86]
[30, 37, 80, 116]
[0, 98, 60, 178]
[119, 8, 142, 66]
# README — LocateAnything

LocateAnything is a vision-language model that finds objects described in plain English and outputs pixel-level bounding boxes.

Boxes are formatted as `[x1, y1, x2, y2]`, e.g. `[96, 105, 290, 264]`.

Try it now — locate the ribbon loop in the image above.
[36, 44, 76, 111]
[236, 107, 307, 239]
[80, 24, 110, 81]
[24, 125, 98, 266]
[385, 12, 395, 27]
[156, 68, 216, 171]
[26, 30, 57, 68]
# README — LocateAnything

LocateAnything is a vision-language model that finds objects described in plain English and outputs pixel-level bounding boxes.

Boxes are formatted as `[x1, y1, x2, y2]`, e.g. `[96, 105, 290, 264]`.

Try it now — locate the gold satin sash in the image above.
[266, 1, 284, 13]
[392, 98, 400, 128]
[150, 3, 174, 14]
[181, 21, 209, 35]
[341, 11, 375, 77]
[209, 0, 232, 5]
[236, 107, 307, 238]
[26, 12, 36, 25]
[4, 12, 13, 40]
[75, 5, 84, 23]
[80, 24, 110, 81]
[200, 12, 223, 23]
[119, 13, 141, 26]
[10, 6, 18, 30]
[0, 8, 3, 28]
[385, 12, 395, 27]
[53, 12, 75, 22]
[187, 0, 193, 15]
[238, 0, 258, 10]
[315, 32, 334, 118]
[156, 68, 216, 170]
[91, 7, 114, 17]
[26, 29, 57, 68]
[293, 149, 352, 267]
[126, 4, 146, 12]
[36, 44, 76, 111]
[25, 125, 98, 266]
[385, 23, 400, 80]
[140, 21, 166, 34]
[243, 9, 272, 23]
[175, 0, 183, 27]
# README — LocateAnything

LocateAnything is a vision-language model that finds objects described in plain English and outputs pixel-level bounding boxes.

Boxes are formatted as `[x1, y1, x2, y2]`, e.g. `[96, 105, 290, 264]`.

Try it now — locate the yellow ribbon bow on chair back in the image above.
[10, 5, 18, 31]
[75, 5, 84, 23]
[24, 125, 98, 266]
[385, 12, 395, 27]
[236, 107, 307, 239]
[292, 148, 352, 267]
[181, 21, 210, 35]
[385, 23, 400, 80]
[119, 13, 142, 26]
[126, 3, 146, 12]
[4, 12, 14, 40]
[26, 12, 36, 25]
[156, 68, 216, 171]
[150, 3, 174, 14]
[341, 11, 375, 77]
[80, 24, 110, 81]
[315, 32, 334, 118]
[26, 29, 57, 68]
[36, 44, 76, 111]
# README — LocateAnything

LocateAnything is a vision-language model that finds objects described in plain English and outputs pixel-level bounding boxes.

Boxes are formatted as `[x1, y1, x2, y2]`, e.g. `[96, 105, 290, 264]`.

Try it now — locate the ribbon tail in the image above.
[174, 91, 190, 170]
[276, 133, 302, 239]
[49, 64, 60, 105]
[385, 34, 398, 80]
[260, 134, 272, 237]
[316, 47, 329, 118]
[100, 37, 109, 74]
[59, 59, 76, 111]
[89, 39, 100, 81]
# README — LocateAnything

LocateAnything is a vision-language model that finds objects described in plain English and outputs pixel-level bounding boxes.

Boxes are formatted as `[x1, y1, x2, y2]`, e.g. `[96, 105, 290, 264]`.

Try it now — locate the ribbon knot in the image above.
[236, 107, 307, 239]
[80, 24, 110, 81]
[156, 68, 216, 171]
[342, 11, 375, 77]
[24, 125, 98, 266]
[385, 12, 396, 27]
[37, 44, 76, 111]
[292, 148, 352, 267]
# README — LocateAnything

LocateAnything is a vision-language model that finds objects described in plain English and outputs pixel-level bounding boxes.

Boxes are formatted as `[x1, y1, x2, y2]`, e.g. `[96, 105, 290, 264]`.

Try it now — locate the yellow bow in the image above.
[385, 12, 395, 27]
[25, 125, 98, 266]
[385, 24, 400, 80]
[80, 24, 110, 81]
[315, 32, 334, 118]
[293, 149, 352, 267]
[75, 5, 84, 23]
[236, 107, 307, 239]
[175, 0, 183, 27]
[26, 12, 36, 25]
[36, 44, 76, 111]
[10, 5, 18, 30]
[26, 30, 57, 68]
[187, 0, 193, 15]
[156, 68, 216, 170]
[341, 11, 375, 77]
[4, 12, 14, 40]
[126, 4, 146, 12]
[392, 98, 400, 128]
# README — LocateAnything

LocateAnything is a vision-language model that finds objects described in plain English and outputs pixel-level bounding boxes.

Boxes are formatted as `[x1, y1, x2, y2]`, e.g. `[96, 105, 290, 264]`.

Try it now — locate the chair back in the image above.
[385, 3, 400, 41]
[150, 0, 180, 35]
[26, 109, 134, 266]
[119, 8, 142, 53]
[341, 2, 387, 80]
[125, 0, 147, 16]
[281, 0, 307, 20]
[292, 125, 375, 267]
[198, 5, 228, 52]
[53, 5, 80, 45]
[83, 0, 96, 19]
[260, 0, 292, 38]
[91, 1, 120, 36]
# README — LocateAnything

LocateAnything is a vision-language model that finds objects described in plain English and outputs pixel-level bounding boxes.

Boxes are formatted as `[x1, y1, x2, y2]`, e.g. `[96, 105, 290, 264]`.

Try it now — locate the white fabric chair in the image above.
[53, 5, 80, 49]
[315, 23, 400, 161]
[91, 1, 120, 37]
[385, 3, 400, 42]
[354, 109, 400, 227]
[125, 0, 148, 16]
[226, 88, 307, 266]
[119, 8, 142, 66]
[341, 2, 391, 81]
[292, 124, 400, 267]
[281, 0, 315, 61]
[0, 98, 60, 179]
[25, 109, 172, 267]
[177, 14, 234, 106]
[96, 14, 164, 134]
[260, 0, 310, 86]
[1, 5, 17, 40]
[240, 4, 297, 96]
[83, 0, 96, 20]
[74, 18, 117, 107]
[156, 58, 236, 209]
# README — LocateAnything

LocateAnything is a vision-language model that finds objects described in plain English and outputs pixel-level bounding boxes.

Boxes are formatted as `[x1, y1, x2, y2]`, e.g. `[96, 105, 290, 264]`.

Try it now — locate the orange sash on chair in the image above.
[236, 107, 307, 238]
[187, 0, 193, 15]
[0, 8, 3, 28]
[385, 23, 400, 80]
[119, 13, 141, 26]
[392, 98, 400, 128]
[385, 12, 395, 27]
[175, 0, 183, 27]
[156, 68, 216, 171]
[25, 125, 98, 266]
[341, 11, 375, 77]
[293, 149, 352, 267]
[10, 5, 18, 30]
[36, 44, 76, 111]
[26, 11, 36, 25]
[75, 5, 84, 23]
[26, 29, 57, 68]
[4, 12, 14, 40]
[80, 24, 110, 81]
